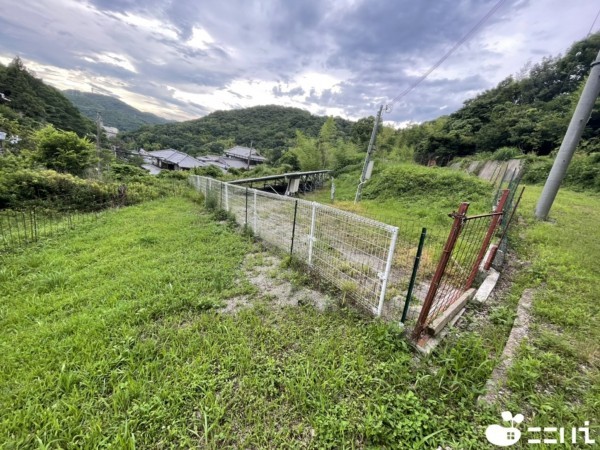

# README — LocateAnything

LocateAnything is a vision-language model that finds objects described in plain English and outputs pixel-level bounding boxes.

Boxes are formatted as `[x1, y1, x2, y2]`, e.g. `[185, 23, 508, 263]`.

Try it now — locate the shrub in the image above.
[363, 164, 492, 201]
[522, 153, 600, 192]
[491, 146, 522, 161]
[110, 163, 149, 181]
[0, 169, 114, 210]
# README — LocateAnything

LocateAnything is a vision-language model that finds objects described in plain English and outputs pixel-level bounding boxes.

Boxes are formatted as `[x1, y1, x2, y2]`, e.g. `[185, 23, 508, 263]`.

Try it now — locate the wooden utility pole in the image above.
[354, 105, 383, 203]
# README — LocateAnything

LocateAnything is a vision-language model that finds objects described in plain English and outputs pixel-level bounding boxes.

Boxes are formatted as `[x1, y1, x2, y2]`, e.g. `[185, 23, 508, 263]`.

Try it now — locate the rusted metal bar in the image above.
[484, 186, 525, 270]
[465, 189, 510, 289]
[464, 211, 503, 220]
[412, 202, 469, 339]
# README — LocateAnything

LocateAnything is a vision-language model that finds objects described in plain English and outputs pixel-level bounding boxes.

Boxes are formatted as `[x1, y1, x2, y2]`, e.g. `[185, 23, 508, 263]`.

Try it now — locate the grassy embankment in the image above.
[1, 170, 598, 447]
[308, 162, 600, 443]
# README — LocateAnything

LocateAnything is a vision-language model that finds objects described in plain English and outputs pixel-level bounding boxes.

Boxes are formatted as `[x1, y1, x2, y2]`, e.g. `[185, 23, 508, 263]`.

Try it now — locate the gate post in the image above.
[253, 191, 257, 233]
[412, 202, 469, 339]
[465, 189, 510, 289]
[376, 226, 399, 317]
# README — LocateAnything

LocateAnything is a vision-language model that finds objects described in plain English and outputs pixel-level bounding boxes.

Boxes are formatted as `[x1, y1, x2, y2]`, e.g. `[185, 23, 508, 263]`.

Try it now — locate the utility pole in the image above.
[535, 50, 600, 220]
[248, 140, 253, 170]
[96, 112, 102, 175]
[354, 104, 383, 203]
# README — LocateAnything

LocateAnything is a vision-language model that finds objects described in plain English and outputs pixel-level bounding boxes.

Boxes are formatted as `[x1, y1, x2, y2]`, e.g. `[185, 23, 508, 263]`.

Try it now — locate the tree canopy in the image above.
[120, 105, 355, 162]
[399, 33, 600, 164]
[34, 125, 97, 176]
[0, 58, 95, 137]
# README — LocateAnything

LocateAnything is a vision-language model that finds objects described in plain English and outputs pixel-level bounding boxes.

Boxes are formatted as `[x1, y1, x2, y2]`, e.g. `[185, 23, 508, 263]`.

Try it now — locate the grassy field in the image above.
[1, 180, 598, 448]
[500, 185, 600, 433]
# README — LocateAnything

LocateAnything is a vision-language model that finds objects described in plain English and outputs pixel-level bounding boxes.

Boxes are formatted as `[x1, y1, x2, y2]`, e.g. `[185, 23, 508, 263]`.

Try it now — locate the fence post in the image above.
[290, 199, 299, 255]
[413, 202, 469, 339]
[465, 189, 510, 289]
[225, 183, 229, 211]
[219, 181, 223, 209]
[245, 187, 249, 227]
[253, 191, 257, 233]
[376, 226, 399, 317]
[0, 213, 5, 249]
[485, 186, 525, 270]
[308, 202, 317, 266]
[401, 227, 427, 323]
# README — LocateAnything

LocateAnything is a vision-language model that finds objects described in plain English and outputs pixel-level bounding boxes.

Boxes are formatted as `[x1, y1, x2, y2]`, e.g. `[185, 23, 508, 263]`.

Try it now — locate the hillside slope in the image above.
[0, 58, 94, 137]
[120, 105, 355, 160]
[64, 90, 171, 132]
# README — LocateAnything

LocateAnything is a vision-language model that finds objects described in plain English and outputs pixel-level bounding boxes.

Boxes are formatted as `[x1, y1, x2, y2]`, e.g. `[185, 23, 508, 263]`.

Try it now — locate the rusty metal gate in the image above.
[411, 189, 512, 338]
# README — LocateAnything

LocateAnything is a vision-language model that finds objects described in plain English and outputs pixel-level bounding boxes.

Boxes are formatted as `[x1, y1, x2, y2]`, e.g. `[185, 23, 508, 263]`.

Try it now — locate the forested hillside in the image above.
[120, 105, 355, 160]
[0, 58, 94, 137]
[399, 33, 600, 164]
[64, 90, 171, 132]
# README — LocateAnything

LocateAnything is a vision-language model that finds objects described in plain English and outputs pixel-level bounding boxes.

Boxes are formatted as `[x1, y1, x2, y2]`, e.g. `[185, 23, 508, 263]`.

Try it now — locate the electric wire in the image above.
[387, 0, 509, 108]
[587, 6, 600, 36]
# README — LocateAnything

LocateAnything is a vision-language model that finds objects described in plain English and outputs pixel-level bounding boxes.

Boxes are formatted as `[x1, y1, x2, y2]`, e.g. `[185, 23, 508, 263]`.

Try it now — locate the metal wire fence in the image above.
[190, 175, 403, 316]
[0, 207, 103, 251]
[0, 180, 191, 252]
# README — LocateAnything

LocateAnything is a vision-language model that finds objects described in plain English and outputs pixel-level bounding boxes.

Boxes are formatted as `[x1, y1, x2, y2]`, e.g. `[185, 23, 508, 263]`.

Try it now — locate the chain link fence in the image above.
[190, 175, 404, 316]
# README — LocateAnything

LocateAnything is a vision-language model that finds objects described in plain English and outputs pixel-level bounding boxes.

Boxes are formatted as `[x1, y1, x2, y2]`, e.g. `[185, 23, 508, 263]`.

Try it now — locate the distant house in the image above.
[102, 126, 119, 139]
[223, 146, 267, 169]
[140, 147, 266, 175]
[146, 149, 208, 171]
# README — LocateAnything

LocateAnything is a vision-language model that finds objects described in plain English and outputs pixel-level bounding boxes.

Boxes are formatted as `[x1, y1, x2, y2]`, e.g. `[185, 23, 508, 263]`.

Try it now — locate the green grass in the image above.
[500, 186, 600, 432]
[308, 163, 495, 246]
[2, 183, 598, 448]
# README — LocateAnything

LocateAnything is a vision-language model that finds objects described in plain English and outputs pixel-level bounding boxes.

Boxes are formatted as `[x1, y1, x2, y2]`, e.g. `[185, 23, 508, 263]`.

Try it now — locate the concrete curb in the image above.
[478, 288, 535, 404]
[474, 269, 500, 303]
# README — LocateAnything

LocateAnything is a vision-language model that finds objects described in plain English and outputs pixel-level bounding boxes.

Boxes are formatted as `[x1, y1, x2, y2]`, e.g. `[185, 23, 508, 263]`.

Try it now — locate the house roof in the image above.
[147, 149, 207, 168]
[141, 164, 162, 175]
[224, 146, 267, 162]
[222, 159, 251, 170]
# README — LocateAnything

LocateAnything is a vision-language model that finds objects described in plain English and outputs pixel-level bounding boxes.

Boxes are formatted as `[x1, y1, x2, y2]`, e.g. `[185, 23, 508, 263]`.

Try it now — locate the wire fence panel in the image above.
[190, 175, 401, 316]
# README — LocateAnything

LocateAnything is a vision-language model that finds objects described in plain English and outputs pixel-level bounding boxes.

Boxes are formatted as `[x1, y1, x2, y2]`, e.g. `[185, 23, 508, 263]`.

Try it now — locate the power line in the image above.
[588, 6, 600, 36]
[387, 0, 509, 107]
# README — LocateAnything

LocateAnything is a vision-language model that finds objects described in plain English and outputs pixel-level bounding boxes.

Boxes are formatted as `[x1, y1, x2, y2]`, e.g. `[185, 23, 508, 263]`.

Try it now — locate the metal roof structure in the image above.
[147, 149, 207, 169]
[229, 170, 331, 185]
[224, 146, 267, 162]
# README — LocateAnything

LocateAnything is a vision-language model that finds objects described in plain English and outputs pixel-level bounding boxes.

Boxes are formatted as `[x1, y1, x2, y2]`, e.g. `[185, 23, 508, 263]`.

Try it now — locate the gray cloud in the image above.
[0, 0, 596, 123]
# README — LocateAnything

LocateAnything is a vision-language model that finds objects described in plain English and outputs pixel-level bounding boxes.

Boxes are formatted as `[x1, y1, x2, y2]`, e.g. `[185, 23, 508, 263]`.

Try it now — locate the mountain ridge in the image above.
[64, 90, 172, 132]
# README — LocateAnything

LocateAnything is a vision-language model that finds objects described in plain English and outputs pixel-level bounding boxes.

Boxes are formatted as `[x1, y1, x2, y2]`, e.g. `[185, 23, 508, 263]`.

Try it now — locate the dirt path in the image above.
[224, 248, 332, 314]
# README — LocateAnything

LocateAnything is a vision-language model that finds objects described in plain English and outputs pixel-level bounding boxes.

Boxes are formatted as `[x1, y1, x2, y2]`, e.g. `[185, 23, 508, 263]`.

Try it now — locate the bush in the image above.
[157, 170, 189, 180]
[522, 153, 600, 192]
[491, 146, 522, 161]
[0, 169, 114, 210]
[110, 163, 149, 181]
[363, 164, 492, 201]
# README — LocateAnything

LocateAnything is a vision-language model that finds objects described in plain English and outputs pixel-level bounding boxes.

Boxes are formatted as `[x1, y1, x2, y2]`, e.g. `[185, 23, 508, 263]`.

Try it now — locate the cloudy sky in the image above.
[0, 0, 598, 125]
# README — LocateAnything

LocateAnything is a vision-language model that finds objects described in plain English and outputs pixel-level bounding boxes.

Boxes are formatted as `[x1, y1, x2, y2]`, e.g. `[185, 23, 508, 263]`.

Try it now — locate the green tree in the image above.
[34, 125, 97, 176]
[291, 131, 320, 171]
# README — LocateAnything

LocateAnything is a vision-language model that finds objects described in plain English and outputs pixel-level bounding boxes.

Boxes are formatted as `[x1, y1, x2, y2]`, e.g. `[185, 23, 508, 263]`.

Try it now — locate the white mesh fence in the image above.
[189, 175, 399, 316]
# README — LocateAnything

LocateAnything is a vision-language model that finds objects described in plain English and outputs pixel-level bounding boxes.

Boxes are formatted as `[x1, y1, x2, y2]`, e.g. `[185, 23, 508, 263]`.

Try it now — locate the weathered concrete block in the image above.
[427, 288, 476, 336]
[474, 269, 500, 303]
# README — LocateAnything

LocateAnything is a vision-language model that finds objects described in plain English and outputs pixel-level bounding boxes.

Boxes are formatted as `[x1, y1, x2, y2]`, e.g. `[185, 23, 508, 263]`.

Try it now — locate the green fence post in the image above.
[402, 228, 427, 323]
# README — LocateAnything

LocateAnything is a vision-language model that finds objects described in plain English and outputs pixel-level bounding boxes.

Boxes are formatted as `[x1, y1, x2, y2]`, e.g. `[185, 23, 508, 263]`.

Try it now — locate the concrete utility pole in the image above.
[96, 112, 102, 175]
[535, 50, 600, 220]
[354, 104, 383, 203]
